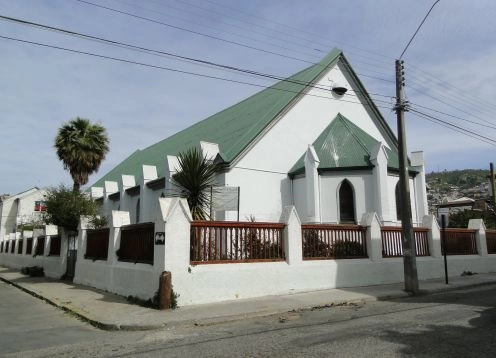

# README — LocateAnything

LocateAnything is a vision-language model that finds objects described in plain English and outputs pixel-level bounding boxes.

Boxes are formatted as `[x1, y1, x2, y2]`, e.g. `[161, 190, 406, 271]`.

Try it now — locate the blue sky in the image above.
[1, 0, 495, 194]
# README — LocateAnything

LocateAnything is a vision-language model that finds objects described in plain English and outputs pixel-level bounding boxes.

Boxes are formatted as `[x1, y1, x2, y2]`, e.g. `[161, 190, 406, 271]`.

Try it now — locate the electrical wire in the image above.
[399, 0, 441, 59]
[408, 62, 496, 113]
[0, 34, 393, 111]
[74, 0, 395, 83]
[409, 109, 496, 146]
[406, 82, 496, 127]
[410, 111, 496, 147]
[188, 0, 394, 64]
[0, 14, 394, 102]
[410, 102, 496, 131]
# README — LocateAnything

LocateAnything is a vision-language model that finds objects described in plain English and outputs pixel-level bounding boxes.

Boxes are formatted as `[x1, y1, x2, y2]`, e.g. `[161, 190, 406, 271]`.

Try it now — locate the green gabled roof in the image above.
[91, 48, 343, 188]
[289, 113, 401, 175]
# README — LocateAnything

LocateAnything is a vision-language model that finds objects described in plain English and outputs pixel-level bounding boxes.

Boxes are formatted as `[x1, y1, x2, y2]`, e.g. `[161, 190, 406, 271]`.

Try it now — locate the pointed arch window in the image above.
[395, 182, 401, 220]
[339, 180, 355, 223]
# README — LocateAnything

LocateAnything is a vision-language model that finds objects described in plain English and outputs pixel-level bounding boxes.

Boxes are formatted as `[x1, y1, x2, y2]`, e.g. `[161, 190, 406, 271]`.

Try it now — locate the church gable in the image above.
[289, 114, 400, 175]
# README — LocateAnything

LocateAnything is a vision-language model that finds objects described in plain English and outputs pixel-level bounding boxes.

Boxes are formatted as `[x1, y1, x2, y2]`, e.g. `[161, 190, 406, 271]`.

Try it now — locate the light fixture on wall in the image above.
[331, 82, 348, 96]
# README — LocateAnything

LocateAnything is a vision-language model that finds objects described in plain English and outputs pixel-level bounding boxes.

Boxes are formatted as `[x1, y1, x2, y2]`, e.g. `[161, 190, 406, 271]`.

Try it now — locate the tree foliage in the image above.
[448, 209, 496, 229]
[55, 117, 109, 192]
[172, 147, 220, 220]
[43, 185, 99, 231]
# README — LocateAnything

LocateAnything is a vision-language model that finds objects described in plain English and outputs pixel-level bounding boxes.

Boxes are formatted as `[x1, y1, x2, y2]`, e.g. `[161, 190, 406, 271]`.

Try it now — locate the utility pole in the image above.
[489, 163, 496, 207]
[394, 60, 419, 293]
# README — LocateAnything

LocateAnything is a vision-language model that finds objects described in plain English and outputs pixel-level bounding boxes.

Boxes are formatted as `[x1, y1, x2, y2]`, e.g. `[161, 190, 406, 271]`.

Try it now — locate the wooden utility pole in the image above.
[489, 163, 496, 207]
[394, 60, 419, 294]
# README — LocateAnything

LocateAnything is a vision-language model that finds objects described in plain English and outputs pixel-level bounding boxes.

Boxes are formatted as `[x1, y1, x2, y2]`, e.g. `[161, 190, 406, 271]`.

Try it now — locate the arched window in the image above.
[339, 180, 355, 223]
[136, 199, 140, 224]
[395, 182, 401, 220]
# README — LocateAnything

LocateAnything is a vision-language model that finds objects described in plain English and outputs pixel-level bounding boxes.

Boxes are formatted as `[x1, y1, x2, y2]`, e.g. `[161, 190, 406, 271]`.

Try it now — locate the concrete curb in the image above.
[2, 275, 496, 331]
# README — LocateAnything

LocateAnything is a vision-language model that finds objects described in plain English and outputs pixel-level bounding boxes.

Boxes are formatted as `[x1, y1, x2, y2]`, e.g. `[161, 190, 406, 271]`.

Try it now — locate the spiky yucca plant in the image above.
[172, 147, 220, 220]
[55, 117, 109, 192]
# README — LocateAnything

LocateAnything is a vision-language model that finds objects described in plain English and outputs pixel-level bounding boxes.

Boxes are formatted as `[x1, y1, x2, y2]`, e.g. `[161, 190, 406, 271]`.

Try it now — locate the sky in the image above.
[1, 0, 495, 194]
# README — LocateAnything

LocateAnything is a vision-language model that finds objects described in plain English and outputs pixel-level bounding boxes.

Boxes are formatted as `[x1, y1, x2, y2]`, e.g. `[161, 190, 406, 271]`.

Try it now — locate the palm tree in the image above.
[55, 117, 109, 192]
[172, 147, 220, 220]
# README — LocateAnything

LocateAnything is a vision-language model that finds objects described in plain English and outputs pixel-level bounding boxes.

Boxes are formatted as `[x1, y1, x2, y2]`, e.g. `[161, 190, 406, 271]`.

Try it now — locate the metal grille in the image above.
[118, 223, 154, 264]
[302, 224, 367, 259]
[190, 221, 285, 264]
[85, 229, 110, 260]
[381, 227, 430, 257]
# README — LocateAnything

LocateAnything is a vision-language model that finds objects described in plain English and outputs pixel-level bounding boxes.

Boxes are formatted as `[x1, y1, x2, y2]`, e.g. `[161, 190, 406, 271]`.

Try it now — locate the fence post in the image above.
[361, 212, 382, 261]
[76, 217, 91, 263]
[468, 219, 488, 256]
[280, 206, 302, 265]
[157, 198, 192, 275]
[422, 215, 442, 258]
[109, 211, 131, 265]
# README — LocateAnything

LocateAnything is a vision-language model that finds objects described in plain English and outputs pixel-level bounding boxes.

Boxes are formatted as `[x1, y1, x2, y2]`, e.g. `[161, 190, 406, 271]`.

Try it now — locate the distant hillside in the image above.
[426, 169, 488, 192]
[425, 169, 491, 214]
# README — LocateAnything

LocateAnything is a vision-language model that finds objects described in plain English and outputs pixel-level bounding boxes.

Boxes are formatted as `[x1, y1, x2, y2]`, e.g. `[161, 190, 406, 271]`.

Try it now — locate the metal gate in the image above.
[65, 234, 78, 280]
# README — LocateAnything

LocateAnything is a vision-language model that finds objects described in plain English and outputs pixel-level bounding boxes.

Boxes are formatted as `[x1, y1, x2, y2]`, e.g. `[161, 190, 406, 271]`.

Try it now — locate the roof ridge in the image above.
[337, 114, 373, 156]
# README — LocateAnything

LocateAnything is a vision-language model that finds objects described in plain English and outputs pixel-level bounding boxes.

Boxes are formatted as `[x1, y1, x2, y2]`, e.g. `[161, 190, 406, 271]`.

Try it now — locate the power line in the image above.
[0, 34, 393, 111]
[149, 0, 395, 70]
[406, 82, 496, 127]
[399, 0, 441, 59]
[197, 0, 394, 64]
[113, 0, 327, 62]
[408, 62, 496, 112]
[0, 14, 393, 102]
[410, 109, 496, 146]
[406, 67, 496, 115]
[74, 0, 395, 84]
[410, 102, 496, 131]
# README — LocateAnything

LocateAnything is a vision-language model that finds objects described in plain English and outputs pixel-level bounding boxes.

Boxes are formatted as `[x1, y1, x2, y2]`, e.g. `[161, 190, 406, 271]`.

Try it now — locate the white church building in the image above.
[90, 48, 428, 226]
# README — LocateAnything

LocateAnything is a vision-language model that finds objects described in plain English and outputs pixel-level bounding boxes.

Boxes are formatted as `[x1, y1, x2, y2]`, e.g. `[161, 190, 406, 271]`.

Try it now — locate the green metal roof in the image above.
[91, 48, 343, 188]
[289, 113, 401, 175]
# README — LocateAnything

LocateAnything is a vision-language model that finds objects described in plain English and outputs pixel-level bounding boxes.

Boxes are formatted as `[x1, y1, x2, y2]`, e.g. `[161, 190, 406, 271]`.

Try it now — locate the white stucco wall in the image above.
[236, 62, 394, 176]
[0, 188, 46, 240]
[318, 171, 374, 223]
[223, 167, 291, 222]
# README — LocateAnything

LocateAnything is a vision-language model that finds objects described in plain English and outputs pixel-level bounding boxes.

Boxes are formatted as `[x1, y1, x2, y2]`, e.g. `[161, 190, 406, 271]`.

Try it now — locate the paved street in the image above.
[1, 281, 495, 357]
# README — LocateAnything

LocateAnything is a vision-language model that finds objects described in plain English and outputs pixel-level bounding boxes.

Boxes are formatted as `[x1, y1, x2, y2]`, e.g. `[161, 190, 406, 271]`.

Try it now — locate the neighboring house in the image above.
[0, 187, 47, 241]
[436, 196, 493, 224]
[90, 48, 428, 225]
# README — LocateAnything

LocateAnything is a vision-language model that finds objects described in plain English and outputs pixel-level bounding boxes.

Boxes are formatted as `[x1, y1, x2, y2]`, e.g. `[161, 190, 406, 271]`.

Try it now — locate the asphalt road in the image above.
[1, 280, 495, 357]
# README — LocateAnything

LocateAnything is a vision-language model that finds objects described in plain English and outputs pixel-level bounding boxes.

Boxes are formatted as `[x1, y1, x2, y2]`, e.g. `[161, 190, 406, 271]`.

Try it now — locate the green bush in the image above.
[332, 240, 365, 258]
[302, 229, 331, 258]
[43, 184, 99, 231]
[20, 266, 44, 277]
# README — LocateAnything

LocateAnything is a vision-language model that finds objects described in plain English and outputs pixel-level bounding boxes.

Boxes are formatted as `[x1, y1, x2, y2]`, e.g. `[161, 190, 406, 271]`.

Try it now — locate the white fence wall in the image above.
[2, 199, 495, 307]
[0, 225, 67, 278]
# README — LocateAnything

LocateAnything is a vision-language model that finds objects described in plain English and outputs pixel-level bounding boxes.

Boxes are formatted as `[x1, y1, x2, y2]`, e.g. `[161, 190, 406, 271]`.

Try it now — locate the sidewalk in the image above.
[1, 266, 495, 331]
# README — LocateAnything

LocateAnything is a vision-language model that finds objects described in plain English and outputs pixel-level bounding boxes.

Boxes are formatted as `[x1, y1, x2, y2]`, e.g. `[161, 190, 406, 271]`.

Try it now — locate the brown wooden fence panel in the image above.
[26, 238, 33, 255]
[302, 224, 367, 260]
[381, 227, 430, 257]
[118, 223, 154, 264]
[190, 221, 285, 264]
[48, 236, 61, 256]
[441, 228, 477, 255]
[35, 236, 45, 256]
[85, 228, 110, 260]
[486, 230, 496, 254]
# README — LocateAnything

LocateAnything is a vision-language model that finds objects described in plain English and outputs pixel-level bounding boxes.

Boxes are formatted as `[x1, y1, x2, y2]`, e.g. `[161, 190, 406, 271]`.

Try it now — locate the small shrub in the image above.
[302, 229, 331, 258]
[332, 240, 365, 258]
[171, 289, 179, 309]
[126, 294, 159, 310]
[21, 266, 44, 277]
